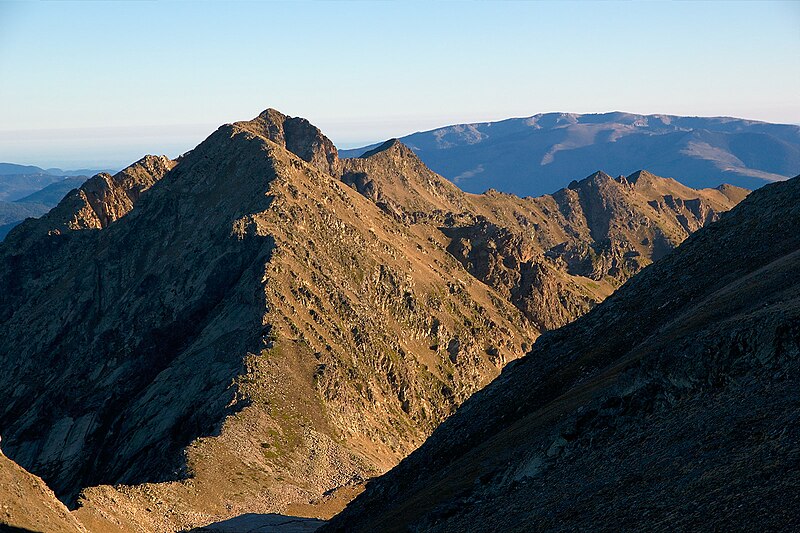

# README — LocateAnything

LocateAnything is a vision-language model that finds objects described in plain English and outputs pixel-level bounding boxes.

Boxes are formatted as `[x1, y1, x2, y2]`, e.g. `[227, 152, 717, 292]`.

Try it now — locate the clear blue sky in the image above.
[1, 0, 798, 169]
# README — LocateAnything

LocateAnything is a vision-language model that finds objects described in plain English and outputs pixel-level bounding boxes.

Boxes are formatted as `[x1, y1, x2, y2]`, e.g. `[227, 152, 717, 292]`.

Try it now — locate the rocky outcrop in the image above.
[236, 108, 341, 177]
[5, 154, 175, 237]
[324, 175, 800, 533]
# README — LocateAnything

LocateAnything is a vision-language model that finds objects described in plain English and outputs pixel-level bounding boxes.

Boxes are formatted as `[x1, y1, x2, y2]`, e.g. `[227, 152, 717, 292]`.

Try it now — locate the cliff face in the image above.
[0, 109, 747, 532]
[324, 175, 800, 533]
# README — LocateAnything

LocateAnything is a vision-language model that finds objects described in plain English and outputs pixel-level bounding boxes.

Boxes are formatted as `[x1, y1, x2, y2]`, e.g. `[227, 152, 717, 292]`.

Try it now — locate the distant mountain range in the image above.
[341, 112, 800, 196]
[0, 163, 113, 179]
[0, 163, 111, 240]
[12, 176, 87, 205]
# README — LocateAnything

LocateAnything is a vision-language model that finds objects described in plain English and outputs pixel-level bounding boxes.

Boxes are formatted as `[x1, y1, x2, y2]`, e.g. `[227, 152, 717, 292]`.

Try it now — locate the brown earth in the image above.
[0, 452, 87, 533]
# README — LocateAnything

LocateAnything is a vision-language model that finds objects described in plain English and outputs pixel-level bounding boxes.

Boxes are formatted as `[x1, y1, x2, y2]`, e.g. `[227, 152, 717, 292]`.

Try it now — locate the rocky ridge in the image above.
[0, 109, 746, 531]
[340, 140, 745, 330]
[1, 111, 531, 531]
[324, 175, 800, 532]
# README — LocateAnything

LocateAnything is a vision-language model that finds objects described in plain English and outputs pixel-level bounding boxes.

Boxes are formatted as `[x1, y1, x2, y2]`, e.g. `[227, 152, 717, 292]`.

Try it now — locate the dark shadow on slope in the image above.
[0, 525, 44, 533]
[0, 127, 283, 506]
[185, 513, 326, 533]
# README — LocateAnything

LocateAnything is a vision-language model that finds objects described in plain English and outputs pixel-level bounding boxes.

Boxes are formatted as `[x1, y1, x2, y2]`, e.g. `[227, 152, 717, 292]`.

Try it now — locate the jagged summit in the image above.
[587, 170, 614, 181]
[567, 170, 614, 190]
[626, 168, 658, 184]
[621, 169, 693, 193]
[234, 108, 340, 176]
[358, 138, 407, 159]
[352, 139, 427, 170]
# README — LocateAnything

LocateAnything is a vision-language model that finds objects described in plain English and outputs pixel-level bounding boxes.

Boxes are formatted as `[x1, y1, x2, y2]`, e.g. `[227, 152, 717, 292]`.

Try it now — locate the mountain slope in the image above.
[341, 140, 745, 330]
[0, 111, 533, 531]
[0, 110, 746, 532]
[324, 175, 800, 532]
[342, 112, 800, 196]
[0, 453, 88, 533]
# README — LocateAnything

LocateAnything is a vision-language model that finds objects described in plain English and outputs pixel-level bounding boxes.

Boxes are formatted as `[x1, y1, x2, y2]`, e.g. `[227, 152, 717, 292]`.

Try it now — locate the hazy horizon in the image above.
[5, 109, 800, 172]
[1, 0, 798, 169]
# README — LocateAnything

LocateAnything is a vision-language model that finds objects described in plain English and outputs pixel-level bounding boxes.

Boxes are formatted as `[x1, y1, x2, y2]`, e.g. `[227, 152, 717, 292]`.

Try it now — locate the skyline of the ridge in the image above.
[5, 110, 799, 174]
[1, 0, 799, 168]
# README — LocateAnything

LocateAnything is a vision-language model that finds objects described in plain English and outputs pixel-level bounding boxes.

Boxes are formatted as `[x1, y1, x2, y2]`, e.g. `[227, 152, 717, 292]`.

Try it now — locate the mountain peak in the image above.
[588, 170, 614, 181]
[256, 107, 288, 121]
[625, 169, 659, 185]
[568, 170, 614, 190]
[358, 138, 409, 159]
[341, 137, 466, 217]
[235, 108, 340, 176]
[243, 108, 289, 139]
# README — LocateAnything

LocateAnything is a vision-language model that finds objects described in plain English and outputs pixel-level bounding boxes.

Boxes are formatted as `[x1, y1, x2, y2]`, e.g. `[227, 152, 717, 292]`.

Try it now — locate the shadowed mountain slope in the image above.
[324, 175, 800, 532]
[0, 110, 746, 531]
[342, 112, 800, 196]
